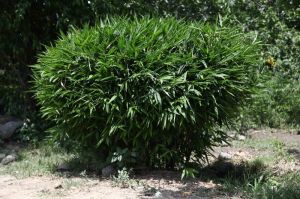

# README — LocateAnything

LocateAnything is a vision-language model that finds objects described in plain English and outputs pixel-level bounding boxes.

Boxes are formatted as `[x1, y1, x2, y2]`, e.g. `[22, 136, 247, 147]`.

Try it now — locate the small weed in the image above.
[63, 178, 87, 189]
[272, 140, 285, 156]
[272, 140, 297, 163]
[112, 168, 141, 189]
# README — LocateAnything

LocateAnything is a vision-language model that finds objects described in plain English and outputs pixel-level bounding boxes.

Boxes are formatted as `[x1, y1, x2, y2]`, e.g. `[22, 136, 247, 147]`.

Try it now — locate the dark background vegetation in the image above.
[0, 0, 299, 137]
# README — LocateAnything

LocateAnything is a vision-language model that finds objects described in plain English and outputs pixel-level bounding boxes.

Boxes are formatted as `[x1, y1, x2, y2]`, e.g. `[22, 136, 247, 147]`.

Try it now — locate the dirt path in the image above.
[0, 174, 234, 199]
[0, 175, 139, 199]
[0, 173, 231, 199]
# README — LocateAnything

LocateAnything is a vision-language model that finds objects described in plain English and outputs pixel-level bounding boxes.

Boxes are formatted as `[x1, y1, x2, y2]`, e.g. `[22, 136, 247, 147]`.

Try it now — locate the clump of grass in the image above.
[217, 158, 267, 194]
[214, 153, 300, 199]
[0, 144, 72, 178]
[62, 178, 88, 189]
[246, 171, 300, 199]
[224, 136, 300, 197]
[112, 168, 141, 188]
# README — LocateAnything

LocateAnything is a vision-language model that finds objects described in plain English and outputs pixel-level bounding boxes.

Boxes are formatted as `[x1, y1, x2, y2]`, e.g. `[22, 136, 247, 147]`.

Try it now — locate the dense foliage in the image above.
[33, 18, 260, 169]
[0, 0, 94, 115]
[221, 0, 300, 128]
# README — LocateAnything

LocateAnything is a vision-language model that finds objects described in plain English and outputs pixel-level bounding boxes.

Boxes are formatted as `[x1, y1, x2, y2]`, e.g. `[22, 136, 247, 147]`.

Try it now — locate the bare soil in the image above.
[0, 175, 139, 199]
[0, 174, 232, 199]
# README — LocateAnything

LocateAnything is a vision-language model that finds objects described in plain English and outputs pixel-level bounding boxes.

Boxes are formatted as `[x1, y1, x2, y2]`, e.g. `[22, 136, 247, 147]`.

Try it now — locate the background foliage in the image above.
[220, 0, 300, 128]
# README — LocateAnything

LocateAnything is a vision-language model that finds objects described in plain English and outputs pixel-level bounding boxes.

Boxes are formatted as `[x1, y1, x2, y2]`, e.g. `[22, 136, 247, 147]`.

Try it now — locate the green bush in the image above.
[33, 18, 260, 169]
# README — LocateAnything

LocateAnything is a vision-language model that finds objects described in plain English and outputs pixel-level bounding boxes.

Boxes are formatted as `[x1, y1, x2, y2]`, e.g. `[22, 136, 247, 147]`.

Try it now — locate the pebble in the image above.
[218, 152, 232, 160]
[56, 163, 70, 171]
[101, 165, 116, 177]
[0, 153, 6, 161]
[54, 183, 63, 189]
[1, 154, 17, 165]
[237, 135, 246, 141]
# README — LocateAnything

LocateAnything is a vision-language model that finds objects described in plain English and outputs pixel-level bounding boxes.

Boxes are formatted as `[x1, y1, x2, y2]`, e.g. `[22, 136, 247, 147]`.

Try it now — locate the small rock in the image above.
[40, 188, 50, 193]
[0, 115, 15, 124]
[0, 153, 6, 161]
[0, 121, 24, 139]
[101, 165, 116, 177]
[204, 180, 221, 189]
[56, 163, 70, 171]
[136, 185, 144, 191]
[54, 183, 63, 189]
[144, 188, 158, 196]
[181, 191, 192, 197]
[218, 152, 232, 160]
[237, 135, 246, 141]
[220, 141, 229, 146]
[1, 154, 17, 165]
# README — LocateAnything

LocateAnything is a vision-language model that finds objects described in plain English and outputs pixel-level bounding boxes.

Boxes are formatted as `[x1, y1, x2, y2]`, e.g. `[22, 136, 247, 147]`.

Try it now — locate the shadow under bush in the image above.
[33, 17, 261, 171]
[203, 158, 300, 199]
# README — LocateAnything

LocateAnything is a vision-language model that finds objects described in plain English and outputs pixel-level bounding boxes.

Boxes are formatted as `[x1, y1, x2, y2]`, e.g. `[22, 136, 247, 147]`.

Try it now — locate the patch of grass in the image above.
[246, 171, 300, 199]
[213, 147, 300, 198]
[221, 135, 300, 197]
[232, 138, 277, 151]
[0, 144, 73, 178]
[233, 137, 298, 163]
[216, 158, 267, 195]
[271, 140, 296, 161]
[254, 155, 275, 165]
[62, 178, 88, 189]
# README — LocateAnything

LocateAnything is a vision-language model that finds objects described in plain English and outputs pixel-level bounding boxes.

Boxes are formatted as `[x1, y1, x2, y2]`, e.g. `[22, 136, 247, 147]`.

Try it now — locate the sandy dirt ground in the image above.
[0, 172, 232, 199]
[0, 175, 140, 199]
